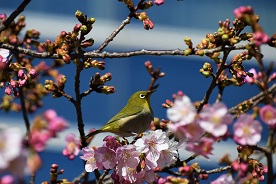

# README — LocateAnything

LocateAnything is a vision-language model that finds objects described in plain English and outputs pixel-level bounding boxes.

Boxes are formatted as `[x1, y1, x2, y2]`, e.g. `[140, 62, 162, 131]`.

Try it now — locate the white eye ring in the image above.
[139, 94, 146, 99]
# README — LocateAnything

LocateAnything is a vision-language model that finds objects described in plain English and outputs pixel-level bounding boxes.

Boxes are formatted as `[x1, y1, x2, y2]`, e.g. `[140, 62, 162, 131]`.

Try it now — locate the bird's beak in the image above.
[149, 89, 157, 94]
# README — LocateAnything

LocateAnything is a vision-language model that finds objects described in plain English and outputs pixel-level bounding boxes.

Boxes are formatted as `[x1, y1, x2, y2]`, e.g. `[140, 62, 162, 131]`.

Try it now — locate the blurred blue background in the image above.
[1, 0, 276, 183]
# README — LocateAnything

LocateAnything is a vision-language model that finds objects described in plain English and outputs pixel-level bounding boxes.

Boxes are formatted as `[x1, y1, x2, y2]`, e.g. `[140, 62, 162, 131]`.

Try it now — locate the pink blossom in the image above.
[115, 145, 141, 182]
[116, 145, 140, 168]
[0, 127, 22, 169]
[80, 147, 98, 172]
[143, 19, 154, 30]
[233, 114, 262, 145]
[44, 109, 57, 121]
[29, 68, 37, 77]
[62, 133, 80, 160]
[168, 121, 204, 145]
[44, 109, 69, 137]
[18, 78, 26, 86]
[259, 105, 276, 128]
[154, 0, 164, 6]
[211, 174, 234, 184]
[245, 68, 258, 84]
[157, 177, 167, 184]
[186, 137, 214, 158]
[103, 135, 120, 151]
[95, 147, 116, 169]
[119, 165, 145, 183]
[231, 160, 247, 177]
[198, 102, 233, 137]
[0, 48, 10, 63]
[47, 116, 68, 136]
[143, 169, 156, 183]
[134, 130, 169, 167]
[167, 95, 196, 125]
[4, 86, 12, 95]
[253, 31, 270, 46]
[157, 139, 178, 167]
[233, 6, 253, 19]
[18, 69, 24, 78]
[0, 175, 14, 184]
[0, 13, 7, 20]
[10, 79, 17, 88]
[29, 131, 50, 152]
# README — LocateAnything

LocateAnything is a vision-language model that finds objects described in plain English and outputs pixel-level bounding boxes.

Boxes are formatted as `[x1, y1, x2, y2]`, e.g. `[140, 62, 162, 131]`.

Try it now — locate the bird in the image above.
[85, 89, 156, 139]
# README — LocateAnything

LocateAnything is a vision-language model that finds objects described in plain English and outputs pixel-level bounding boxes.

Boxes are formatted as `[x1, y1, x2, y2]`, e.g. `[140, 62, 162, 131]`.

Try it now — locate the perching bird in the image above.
[85, 90, 156, 139]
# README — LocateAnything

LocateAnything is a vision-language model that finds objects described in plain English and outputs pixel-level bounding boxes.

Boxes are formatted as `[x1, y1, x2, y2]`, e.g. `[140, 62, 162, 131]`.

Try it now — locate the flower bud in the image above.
[75, 10, 86, 24]
[100, 86, 116, 94]
[87, 18, 96, 24]
[45, 80, 56, 91]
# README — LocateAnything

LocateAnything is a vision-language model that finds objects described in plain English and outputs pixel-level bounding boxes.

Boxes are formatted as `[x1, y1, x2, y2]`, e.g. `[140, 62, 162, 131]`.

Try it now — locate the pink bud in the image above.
[18, 69, 24, 78]
[5, 86, 12, 95]
[29, 68, 37, 77]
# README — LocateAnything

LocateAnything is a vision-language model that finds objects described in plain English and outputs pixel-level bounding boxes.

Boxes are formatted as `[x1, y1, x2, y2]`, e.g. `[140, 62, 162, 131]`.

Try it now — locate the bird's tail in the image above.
[85, 129, 102, 140]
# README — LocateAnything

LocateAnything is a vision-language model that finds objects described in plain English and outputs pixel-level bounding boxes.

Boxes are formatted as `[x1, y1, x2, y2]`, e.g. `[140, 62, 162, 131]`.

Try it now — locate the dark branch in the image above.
[0, 0, 32, 33]
[0, 42, 254, 60]
[95, 17, 131, 53]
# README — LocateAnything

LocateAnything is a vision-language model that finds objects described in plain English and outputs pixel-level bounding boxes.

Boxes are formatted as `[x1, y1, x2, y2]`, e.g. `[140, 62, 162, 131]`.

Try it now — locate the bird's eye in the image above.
[139, 94, 146, 99]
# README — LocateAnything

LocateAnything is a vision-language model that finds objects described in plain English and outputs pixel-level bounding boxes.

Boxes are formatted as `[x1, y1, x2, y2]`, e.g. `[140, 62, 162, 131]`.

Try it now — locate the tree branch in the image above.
[197, 50, 230, 112]
[95, 17, 131, 53]
[0, 42, 254, 60]
[228, 83, 276, 114]
[0, 0, 32, 33]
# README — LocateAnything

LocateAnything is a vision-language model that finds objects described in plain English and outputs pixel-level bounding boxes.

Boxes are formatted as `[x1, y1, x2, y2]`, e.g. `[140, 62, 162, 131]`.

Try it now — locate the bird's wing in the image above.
[106, 105, 143, 125]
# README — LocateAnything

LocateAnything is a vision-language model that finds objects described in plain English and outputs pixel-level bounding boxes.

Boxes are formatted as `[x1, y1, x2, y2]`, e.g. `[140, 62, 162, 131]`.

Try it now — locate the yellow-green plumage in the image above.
[85, 90, 156, 139]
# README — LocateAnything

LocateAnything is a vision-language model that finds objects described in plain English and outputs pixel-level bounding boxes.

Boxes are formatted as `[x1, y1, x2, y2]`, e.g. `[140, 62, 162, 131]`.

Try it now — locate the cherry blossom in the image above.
[79, 147, 98, 172]
[259, 105, 276, 128]
[167, 95, 196, 126]
[29, 131, 50, 152]
[62, 133, 80, 160]
[168, 120, 204, 145]
[134, 130, 169, 167]
[186, 137, 214, 158]
[0, 48, 10, 63]
[253, 31, 270, 46]
[0, 127, 23, 169]
[157, 139, 178, 167]
[154, 0, 164, 6]
[245, 68, 258, 84]
[95, 147, 116, 170]
[0, 175, 14, 184]
[198, 102, 233, 137]
[115, 145, 141, 182]
[233, 114, 262, 145]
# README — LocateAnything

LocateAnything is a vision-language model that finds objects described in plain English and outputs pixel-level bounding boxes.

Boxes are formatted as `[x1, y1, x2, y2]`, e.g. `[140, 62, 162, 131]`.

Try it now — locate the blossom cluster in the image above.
[0, 109, 69, 181]
[80, 130, 178, 183]
[29, 109, 68, 152]
[166, 92, 276, 182]
[0, 126, 26, 179]
[0, 45, 37, 97]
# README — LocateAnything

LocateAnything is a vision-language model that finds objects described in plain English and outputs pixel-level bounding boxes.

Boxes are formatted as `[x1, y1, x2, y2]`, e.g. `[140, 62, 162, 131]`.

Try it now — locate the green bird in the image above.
[85, 89, 156, 139]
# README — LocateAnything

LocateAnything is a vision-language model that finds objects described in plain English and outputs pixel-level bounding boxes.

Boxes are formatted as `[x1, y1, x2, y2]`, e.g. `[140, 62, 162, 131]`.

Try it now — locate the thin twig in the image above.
[81, 87, 93, 98]
[0, 42, 254, 59]
[0, 0, 32, 33]
[95, 17, 131, 53]
[195, 165, 232, 174]
[18, 86, 30, 137]
[228, 83, 276, 114]
[97, 169, 110, 184]
[197, 50, 230, 112]
[72, 170, 87, 183]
